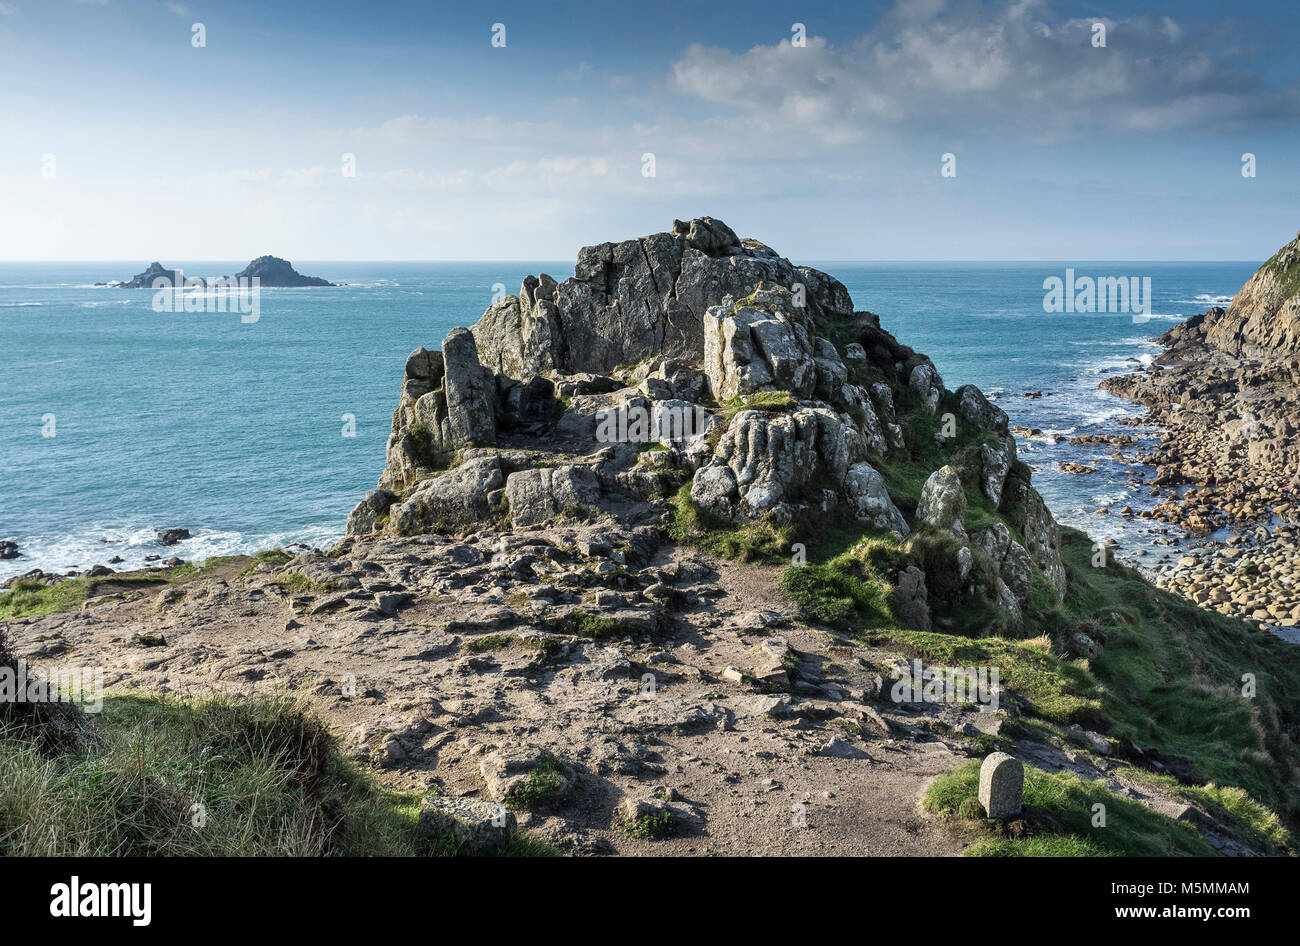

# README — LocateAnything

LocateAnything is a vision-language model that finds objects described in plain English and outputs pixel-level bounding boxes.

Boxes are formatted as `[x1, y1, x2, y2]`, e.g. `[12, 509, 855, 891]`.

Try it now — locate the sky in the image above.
[1, 0, 1298, 261]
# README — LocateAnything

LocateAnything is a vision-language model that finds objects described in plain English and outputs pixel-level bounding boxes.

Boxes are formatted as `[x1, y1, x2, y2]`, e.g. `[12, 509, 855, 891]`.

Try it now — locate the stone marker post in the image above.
[978, 751, 1024, 819]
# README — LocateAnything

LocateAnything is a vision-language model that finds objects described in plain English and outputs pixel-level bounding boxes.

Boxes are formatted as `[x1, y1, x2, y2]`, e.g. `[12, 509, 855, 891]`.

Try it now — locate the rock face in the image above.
[702, 286, 848, 402]
[504, 465, 601, 528]
[1206, 230, 1300, 358]
[894, 565, 931, 632]
[387, 457, 505, 534]
[1102, 228, 1300, 629]
[378, 331, 497, 491]
[690, 406, 897, 526]
[470, 218, 854, 379]
[348, 216, 1067, 627]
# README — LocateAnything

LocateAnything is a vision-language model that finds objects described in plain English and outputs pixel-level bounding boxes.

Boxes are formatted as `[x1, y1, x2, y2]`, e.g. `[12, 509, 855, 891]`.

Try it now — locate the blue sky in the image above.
[2, 0, 1299, 260]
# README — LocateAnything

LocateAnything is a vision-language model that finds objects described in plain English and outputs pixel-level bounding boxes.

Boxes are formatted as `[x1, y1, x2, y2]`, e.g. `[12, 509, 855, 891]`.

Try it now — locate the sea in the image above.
[0, 260, 1257, 581]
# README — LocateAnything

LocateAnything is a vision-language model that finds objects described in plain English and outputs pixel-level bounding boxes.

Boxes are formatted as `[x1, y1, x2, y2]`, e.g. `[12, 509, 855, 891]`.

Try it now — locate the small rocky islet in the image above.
[109, 255, 335, 288]
[5, 217, 1298, 855]
[1103, 228, 1300, 637]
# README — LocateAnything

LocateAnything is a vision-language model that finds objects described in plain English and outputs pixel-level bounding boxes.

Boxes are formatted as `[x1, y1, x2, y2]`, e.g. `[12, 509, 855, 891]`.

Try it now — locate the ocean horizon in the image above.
[0, 259, 1257, 581]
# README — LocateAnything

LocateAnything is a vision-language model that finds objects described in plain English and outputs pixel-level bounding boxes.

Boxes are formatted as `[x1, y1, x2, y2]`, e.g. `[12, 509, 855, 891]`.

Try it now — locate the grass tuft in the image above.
[925, 760, 1213, 857]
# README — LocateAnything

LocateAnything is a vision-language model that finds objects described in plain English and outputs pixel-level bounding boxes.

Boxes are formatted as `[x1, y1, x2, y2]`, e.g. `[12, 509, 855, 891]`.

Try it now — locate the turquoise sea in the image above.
[0, 260, 1257, 580]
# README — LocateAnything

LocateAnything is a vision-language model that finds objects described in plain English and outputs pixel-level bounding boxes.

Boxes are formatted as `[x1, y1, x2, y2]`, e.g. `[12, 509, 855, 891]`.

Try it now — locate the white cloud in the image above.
[669, 0, 1300, 141]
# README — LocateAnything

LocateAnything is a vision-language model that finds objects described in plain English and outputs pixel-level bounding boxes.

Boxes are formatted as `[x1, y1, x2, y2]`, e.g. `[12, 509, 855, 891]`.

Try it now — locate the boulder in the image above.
[441, 327, 497, 448]
[894, 565, 931, 632]
[387, 457, 506, 535]
[973, 522, 1033, 603]
[702, 287, 824, 401]
[504, 465, 601, 527]
[692, 406, 864, 522]
[418, 795, 515, 853]
[345, 489, 397, 535]
[979, 434, 1017, 507]
[993, 577, 1023, 622]
[908, 363, 944, 414]
[678, 215, 739, 254]
[916, 466, 967, 539]
[843, 463, 909, 533]
[379, 329, 496, 490]
[479, 748, 574, 807]
[956, 384, 1009, 433]
[690, 463, 741, 521]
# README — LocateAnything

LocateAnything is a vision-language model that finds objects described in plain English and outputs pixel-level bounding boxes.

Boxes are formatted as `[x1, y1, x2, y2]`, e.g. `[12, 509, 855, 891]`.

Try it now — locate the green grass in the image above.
[543, 609, 629, 640]
[1052, 527, 1300, 826]
[925, 760, 1214, 857]
[0, 549, 299, 622]
[880, 629, 1103, 726]
[965, 835, 1115, 857]
[0, 578, 97, 620]
[462, 633, 562, 658]
[503, 755, 569, 811]
[167, 554, 254, 579]
[272, 570, 348, 594]
[626, 810, 678, 839]
[1181, 784, 1295, 854]
[0, 574, 168, 621]
[729, 390, 796, 415]
[462, 634, 518, 652]
[0, 690, 556, 857]
[665, 483, 792, 564]
[237, 548, 293, 577]
[780, 543, 900, 628]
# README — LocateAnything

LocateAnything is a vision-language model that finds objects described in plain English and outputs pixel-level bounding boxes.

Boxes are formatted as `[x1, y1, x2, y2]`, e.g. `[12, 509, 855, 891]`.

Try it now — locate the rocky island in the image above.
[5, 218, 1298, 857]
[115, 261, 186, 289]
[113, 255, 335, 288]
[228, 255, 336, 287]
[1104, 230, 1300, 635]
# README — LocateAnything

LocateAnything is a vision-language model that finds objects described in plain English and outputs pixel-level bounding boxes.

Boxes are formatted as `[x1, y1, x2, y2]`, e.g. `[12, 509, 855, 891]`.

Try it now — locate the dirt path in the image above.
[4, 527, 991, 855]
